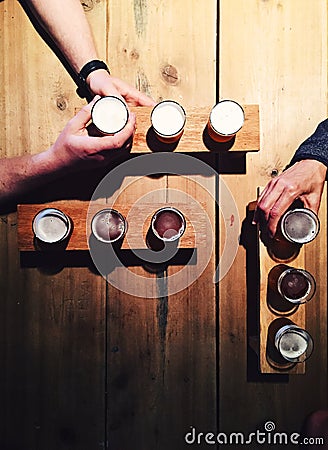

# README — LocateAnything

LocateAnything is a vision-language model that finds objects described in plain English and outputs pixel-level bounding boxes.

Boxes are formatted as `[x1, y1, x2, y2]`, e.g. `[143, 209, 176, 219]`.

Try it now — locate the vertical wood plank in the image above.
[1, 3, 79, 158]
[106, 1, 217, 448]
[0, 1, 107, 448]
[105, 175, 167, 449]
[108, 1, 216, 106]
[219, 0, 327, 436]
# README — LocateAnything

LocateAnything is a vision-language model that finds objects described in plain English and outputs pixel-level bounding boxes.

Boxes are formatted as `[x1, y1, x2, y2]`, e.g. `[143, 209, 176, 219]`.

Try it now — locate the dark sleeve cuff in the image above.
[290, 119, 328, 169]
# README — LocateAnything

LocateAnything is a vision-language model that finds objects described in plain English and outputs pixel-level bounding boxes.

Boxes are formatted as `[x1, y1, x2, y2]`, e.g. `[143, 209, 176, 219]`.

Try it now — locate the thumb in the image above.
[72, 96, 101, 128]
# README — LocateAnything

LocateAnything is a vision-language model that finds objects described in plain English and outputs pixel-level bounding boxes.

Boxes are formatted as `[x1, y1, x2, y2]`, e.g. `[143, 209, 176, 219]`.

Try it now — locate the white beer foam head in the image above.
[275, 324, 313, 363]
[92, 96, 129, 134]
[210, 100, 244, 136]
[151, 101, 186, 137]
[279, 330, 308, 359]
[33, 209, 70, 243]
[281, 208, 319, 244]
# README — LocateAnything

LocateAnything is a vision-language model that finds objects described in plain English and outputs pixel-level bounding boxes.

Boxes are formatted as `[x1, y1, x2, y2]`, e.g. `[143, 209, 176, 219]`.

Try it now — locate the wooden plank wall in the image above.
[0, 0, 327, 449]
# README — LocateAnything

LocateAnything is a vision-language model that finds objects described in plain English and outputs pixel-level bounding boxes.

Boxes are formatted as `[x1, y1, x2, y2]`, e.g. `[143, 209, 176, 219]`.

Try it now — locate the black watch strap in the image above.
[76, 59, 110, 99]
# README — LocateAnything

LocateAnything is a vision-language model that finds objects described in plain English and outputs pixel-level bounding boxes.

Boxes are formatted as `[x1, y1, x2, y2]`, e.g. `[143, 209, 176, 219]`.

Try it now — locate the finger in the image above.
[256, 179, 278, 205]
[70, 96, 101, 129]
[266, 187, 298, 236]
[113, 112, 136, 145]
[103, 88, 128, 108]
[252, 186, 270, 225]
[131, 91, 156, 107]
[91, 86, 129, 111]
[301, 193, 322, 215]
[252, 183, 276, 224]
[257, 179, 285, 222]
[109, 76, 155, 106]
[120, 85, 155, 107]
[89, 113, 136, 152]
[252, 183, 283, 229]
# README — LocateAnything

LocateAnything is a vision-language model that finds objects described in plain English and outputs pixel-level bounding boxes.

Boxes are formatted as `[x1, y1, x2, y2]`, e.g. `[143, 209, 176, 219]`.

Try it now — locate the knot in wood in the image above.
[80, 0, 93, 11]
[56, 96, 68, 111]
[130, 49, 140, 60]
[161, 64, 179, 85]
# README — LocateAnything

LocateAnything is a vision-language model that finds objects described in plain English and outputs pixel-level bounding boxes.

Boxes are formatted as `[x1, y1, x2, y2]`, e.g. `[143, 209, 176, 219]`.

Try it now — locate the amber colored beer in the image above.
[151, 100, 186, 143]
[207, 99, 244, 142]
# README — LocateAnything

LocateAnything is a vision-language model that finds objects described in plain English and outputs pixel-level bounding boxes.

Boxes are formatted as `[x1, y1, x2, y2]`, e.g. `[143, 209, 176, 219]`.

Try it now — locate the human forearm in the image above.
[26, 0, 155, 105]
[0, 148, 62, 205]
[28, 0, 98, 73]
[0, 98, 136, 206]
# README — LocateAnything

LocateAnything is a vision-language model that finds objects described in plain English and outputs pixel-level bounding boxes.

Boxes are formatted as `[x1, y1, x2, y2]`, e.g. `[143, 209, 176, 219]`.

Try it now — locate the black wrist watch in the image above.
[76, 59, 110, 99]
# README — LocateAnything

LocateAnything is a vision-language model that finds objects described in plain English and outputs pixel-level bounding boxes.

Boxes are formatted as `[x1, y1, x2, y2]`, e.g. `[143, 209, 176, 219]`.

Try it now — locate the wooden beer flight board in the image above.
[77, 104, 259, 153]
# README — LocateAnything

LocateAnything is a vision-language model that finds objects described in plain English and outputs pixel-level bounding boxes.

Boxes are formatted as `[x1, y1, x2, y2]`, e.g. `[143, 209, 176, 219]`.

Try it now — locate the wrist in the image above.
[86, 68, 112, 88]
[38, 145, 77, 177]
[32, 146, 63, 174]
[77, 60, 110, 98]
[298, 159, 327, 179]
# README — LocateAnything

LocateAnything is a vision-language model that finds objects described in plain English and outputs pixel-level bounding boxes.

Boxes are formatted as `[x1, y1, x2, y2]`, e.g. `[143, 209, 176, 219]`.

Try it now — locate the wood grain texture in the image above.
[0, 2, 106, 449]
[1, 2, 83, 159]
[165, 172, 218, 441]
[3, 0, 327, 448]
[107, 0, 216, 107]
[130, 104, 259, 153]
[219, 0, 327, 437]
[17, 201, 199, 250]
[106, 1, 218, 449]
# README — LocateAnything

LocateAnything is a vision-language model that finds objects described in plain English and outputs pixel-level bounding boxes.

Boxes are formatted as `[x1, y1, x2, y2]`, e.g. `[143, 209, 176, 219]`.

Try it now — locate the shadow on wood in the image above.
[20, 247, 197, 275]
[240, 204, 289, 383]
[1, 151, 246, 216]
